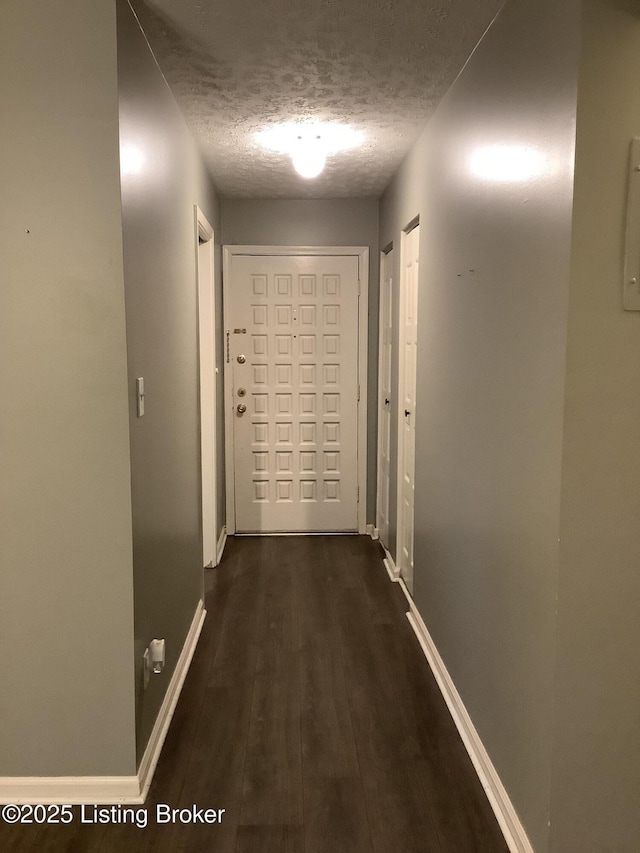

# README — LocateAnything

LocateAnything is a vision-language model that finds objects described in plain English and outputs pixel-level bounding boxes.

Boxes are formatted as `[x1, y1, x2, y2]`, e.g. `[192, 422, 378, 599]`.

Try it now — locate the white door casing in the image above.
[223, 247, 368, 534]
[195, 207, 217, 567]
[376, 248, 393, 548]
[397, 224, 419, 593]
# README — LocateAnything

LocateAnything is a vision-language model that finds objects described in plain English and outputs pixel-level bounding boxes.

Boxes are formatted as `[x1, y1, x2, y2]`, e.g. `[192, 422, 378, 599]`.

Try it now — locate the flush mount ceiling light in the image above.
[291, 134, 326, 179]
[257, 122, 362, 179]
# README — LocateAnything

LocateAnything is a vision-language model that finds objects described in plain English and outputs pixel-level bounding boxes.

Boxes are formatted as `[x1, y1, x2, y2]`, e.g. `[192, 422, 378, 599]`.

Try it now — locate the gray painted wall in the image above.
[116, 0, 222, 762]
[0, 0, 136, 775]
[379, 1, 580, 849]
[550, 3, 640, 851]
[222, 198, 380, 522]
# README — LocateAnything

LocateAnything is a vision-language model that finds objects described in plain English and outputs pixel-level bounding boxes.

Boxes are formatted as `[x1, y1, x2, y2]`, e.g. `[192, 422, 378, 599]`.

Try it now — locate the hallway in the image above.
[4, 2, 640, 850]
[2, 536, 507, 852]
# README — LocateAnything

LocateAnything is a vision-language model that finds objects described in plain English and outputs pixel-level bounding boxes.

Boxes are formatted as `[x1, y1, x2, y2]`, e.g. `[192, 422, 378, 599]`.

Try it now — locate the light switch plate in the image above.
[136, 377, 145, 417]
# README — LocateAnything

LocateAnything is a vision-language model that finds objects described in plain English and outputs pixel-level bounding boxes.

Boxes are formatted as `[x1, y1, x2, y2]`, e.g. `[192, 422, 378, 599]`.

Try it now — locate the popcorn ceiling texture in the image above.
[130, 0, 505, 198]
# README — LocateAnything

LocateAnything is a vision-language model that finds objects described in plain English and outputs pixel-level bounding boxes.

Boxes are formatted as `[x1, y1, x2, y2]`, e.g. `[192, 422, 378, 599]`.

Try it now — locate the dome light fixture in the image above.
[291, 134, 326, 179]
[257, 122, 362, 180]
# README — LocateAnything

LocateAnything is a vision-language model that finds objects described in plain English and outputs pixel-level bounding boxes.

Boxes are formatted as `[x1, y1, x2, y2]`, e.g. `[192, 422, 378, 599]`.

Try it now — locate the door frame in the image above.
[223, 245, 369, 535]
[376, 246, 393, 548]
[396, 221, 419, 591]
[195, 206, 218, 567]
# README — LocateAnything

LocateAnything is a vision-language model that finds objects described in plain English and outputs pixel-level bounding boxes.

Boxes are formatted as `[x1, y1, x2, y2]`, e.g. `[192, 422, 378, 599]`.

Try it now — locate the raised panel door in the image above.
[228, 254, 360, 532]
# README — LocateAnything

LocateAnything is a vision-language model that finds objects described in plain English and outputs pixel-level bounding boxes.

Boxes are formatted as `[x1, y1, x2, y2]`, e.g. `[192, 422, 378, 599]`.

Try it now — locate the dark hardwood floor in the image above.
[3, 536, 508, 852]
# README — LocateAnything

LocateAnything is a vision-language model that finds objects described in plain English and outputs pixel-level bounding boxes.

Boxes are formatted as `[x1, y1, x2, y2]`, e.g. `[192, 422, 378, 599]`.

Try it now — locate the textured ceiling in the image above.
[130, 0, 505, 198]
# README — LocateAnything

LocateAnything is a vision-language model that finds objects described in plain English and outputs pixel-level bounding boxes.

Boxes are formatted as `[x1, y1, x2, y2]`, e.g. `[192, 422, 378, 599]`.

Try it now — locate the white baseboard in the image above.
[397, 576, 412, 603]
[0, 600, 207, 806]
[366, 523, 379, 540]
[404, 600, 533, 853]
[216, 525, 228, 565]
[382, 544, 401, 582]
[383, 557, 396, 582]
[0, 776, 141, 805]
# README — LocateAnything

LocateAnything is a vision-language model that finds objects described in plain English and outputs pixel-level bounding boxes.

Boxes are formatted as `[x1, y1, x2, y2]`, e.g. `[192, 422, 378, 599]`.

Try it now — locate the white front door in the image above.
[398, 224, 419, 593]
[226, 253, 360, 533]
[376, 248, 393, 548]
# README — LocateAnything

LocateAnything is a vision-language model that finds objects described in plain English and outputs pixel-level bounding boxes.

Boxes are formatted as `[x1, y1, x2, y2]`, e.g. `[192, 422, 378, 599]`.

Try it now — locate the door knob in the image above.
[237, 354, 246, 364]
[237, 403, 247, 414]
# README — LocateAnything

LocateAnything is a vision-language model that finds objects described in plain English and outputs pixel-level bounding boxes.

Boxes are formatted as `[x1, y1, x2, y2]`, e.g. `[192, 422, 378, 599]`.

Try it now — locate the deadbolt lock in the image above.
[237, 403, 247, 414]
[237, 387, 246, 397]
[237, 354, 246, 364]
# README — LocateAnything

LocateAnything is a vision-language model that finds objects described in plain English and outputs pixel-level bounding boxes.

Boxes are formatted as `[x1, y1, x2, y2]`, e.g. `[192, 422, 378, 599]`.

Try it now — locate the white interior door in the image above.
[196, 208, 217, 567]
[226, 253, 360, 533]
[397, 224, 419, 593]
[376, 248, 393, 548]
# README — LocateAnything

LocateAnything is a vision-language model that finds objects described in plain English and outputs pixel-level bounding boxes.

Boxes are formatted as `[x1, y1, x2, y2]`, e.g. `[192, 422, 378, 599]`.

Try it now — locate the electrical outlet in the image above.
[149, 638, 165, 673]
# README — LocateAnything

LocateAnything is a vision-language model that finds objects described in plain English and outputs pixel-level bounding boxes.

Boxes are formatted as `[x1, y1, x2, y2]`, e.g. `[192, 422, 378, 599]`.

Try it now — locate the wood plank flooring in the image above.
[1, 535, 508, 852]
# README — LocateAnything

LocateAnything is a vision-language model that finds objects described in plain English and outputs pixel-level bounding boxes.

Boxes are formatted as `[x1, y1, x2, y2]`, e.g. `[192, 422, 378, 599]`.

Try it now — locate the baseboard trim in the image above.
[0, 776, 141, 805]
[405, 601, 533, 853]
[216, 525, 228, 565]
[382, 545, 401, 582]
[0, 600, 207, 806]
[366, 523, 379, 540]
